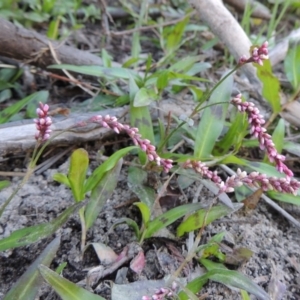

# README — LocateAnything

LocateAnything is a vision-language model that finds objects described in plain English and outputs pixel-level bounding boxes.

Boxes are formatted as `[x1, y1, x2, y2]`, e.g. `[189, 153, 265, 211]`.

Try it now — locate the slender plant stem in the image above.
[158, 65, 240, 152]
[79, 207, 86, 252]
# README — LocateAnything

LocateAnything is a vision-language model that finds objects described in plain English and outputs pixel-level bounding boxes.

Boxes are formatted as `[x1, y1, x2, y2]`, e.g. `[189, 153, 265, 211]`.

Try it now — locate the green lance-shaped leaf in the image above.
[49, 64, 141, 82]
[129, 76, 155, 145]
[144, 202, 204, 239]
[52, 173, 70, 187]
[194, 70, 233, 159]
[256, 59, 280, 113]
[177, 203, 242, 237]
[284, 43, 300, 90]
[128, 166, 156, 207]
[3, 236, 60, 300]
[200, 260, 271, 300]
[271, 118, 285, 154]
[267, 191, 300, 206]
[85, 158, 123, 230]
[68, 148, 89, 202]
[215, 112, 247, 155]
[109, 218, 141, 240]
[0, 90, 49, 124]
[133, 87, 158, 107]
[0, 202, 84, 251]
[84, 146, 137, 193]
[39, 265, 105, 300]
[134, 202, 151, 227]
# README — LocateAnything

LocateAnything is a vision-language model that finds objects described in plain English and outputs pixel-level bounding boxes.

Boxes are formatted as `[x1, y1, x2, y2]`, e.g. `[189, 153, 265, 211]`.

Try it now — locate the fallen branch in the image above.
[188, 0, 260, 85]
[0, 18, 106, 70]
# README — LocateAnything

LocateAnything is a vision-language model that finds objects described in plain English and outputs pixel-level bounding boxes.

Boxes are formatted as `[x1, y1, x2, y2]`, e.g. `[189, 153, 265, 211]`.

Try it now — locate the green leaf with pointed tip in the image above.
[166, 16, 189, 54]
[271, 118, 285, 154]
[134, 202, 151, 227]
[156, 70, 169, 91]
[0, 90, 49, 124]
[177, 204, 241, 237]
[110, 217, 141, 240]
[84, 146, 137, 193]
[179, 266, 270, 300]
[128, 166, 156, 207]
[215, 112, 247, 155]
[284, 141, 300, 157]
[144, 202, 204, 239]
[0, 202, 83, 251]
[284, 43, 300, 90]
[3, 237, 60, 300]
[194, 71, 233, 159]
[133, 87, 158, 107]
[0, 180, 10, 190]
[178, 275, 208, 300]
[267, 191, 300, 205]
[199, 261, 271, 300]
[241, 159, 285, 178]
[256, 60, 280, 113]
[39, 265, 105, 300]
[53, 173, 70, 187]
[68, 149, 89, 202]
[129, 76, 155, 144]
[48, 65, 141, 82]
[85, 158, 123, 230]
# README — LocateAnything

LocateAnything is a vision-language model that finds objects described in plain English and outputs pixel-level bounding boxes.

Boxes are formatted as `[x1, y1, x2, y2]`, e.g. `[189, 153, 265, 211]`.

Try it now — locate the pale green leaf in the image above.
[128, 166, 156, 206]
[177, 204, 242, 237]
[84, 146, 137, 193]
[3, 237, 60, 300]
[0, 202, 83, 251]
[0, 91, 49, 124]
[39, 265, 105, 300]
[256, 60, 281, 113]
[284, 44, 300, 90]
[194, 71, 234, 159]
[145, 202, 205, 239]
[85, 158, 123, 229]
[134, 202, 151, 227]
[68, 149, 89, 202]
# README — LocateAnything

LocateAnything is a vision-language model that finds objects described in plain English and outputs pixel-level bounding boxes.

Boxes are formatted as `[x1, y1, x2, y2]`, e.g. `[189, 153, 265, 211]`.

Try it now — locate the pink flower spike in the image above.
[231, 95, 294, 178]
[88, 114, 173, 172]
[34, 102, 52, 143]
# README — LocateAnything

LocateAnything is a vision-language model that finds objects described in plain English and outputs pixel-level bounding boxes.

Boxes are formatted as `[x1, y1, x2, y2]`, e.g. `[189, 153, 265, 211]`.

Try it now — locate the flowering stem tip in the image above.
[34, 102, 52, 142]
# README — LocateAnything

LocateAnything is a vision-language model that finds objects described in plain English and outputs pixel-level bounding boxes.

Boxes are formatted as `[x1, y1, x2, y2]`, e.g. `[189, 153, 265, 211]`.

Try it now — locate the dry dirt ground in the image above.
[1, 4, 300, 300]
[0, 162, 300, 299]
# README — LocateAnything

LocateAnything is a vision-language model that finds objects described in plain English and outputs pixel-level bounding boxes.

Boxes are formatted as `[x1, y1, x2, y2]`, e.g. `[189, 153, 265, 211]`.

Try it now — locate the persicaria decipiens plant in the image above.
[33, 41, 300, 196]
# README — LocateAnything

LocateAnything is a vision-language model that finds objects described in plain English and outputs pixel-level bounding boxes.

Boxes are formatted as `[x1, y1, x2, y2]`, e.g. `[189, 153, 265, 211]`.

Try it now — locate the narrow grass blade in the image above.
[3, 236, 60, 300]
[0, 90, 49, 124]
[39, 265, 105, 300]
[0, 202, 83, 251]
[85, 158, 123, 229]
